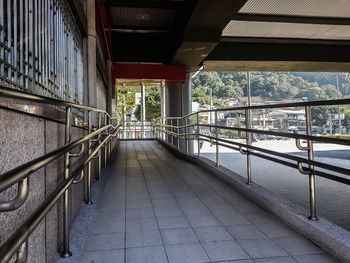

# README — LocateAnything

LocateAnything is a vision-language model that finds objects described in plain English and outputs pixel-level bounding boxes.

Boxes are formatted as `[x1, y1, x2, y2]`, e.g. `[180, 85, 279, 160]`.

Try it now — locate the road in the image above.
[194, 139, 350, 231]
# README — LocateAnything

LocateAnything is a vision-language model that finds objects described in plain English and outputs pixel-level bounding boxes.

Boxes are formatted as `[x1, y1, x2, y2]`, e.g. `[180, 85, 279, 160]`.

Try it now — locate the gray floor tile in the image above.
[90, 219, 125, 234]
[202, 240, 250, 262]
[126, 207, 155, 219]
[238, 238, 288, 258]
[152, 198, 178, 208]
[98, 201, 125, 212]
[82, 249, 124, 263]
[181, 205, 211, 216]
[254, 256, 298, 263]
[246, 213, 296, 238]
[293, 254, 338, 263]
[95, 210, 125, 222]
[219, 260, 253, 263]
[150, 191, 174, 199]
[126, 246, 168, 263]
[272, 236, 323, 255]
[85, 233, 125, 251]
[207, 203, 236, 214]
[165, 243, 210, 263]
[187, 214, 220, 227]
[216, 213, 251, 225]
[154, 206, 184, 217]
[157, 216, 190, 229]
[126, 217, 158, 232]
[126, 229, 162, 248]
[161, 227, 199, 245]
[194, 226, 233, 242]
[227, 224, 266, 239]
[127, 199, 152, 209]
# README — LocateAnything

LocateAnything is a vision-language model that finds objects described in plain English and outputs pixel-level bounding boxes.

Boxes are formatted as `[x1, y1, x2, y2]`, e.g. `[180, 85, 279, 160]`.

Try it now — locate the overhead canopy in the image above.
[100, 0, 350, 72]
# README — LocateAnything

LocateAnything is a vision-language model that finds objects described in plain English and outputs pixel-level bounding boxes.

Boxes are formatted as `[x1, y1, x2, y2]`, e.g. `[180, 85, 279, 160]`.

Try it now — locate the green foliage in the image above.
[117, 86, 137, 122]
[135, 88, 161, 121]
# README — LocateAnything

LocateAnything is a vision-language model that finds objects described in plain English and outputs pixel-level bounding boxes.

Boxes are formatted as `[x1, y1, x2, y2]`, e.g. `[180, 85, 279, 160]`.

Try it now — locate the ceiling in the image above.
[102, 0, 350, 72]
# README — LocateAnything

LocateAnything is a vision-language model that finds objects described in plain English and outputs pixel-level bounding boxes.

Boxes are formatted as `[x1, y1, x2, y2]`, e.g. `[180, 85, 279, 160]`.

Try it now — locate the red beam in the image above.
[112, 63, 186, 84]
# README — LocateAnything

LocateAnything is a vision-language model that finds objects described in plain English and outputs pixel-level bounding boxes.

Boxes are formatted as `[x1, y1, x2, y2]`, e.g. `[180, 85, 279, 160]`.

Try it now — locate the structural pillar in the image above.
[106, 60, 113, 115]
[183, 72, 193, 153]
[161, 84, 166, 140]
[87, 0, 96, 110]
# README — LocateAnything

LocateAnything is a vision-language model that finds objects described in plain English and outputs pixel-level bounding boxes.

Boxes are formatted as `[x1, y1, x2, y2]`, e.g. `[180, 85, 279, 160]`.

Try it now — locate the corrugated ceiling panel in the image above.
[111, 7, 177, 27]
[239, 0, 350, 18]
[222, 20, 350, 40]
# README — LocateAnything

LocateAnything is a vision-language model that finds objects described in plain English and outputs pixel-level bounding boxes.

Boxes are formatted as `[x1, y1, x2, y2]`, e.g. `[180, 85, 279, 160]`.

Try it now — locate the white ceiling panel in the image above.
[239, 0, 350, 18]
[222, 20, 350, 40]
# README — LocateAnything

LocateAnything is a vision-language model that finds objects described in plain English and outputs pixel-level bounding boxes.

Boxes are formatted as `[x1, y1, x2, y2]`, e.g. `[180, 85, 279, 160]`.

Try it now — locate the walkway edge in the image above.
[158, 139, 350, 263]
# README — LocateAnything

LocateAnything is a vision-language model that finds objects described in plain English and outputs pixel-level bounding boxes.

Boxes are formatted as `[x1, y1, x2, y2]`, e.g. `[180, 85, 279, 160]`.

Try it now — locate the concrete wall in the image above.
[0, 101, 108, 262]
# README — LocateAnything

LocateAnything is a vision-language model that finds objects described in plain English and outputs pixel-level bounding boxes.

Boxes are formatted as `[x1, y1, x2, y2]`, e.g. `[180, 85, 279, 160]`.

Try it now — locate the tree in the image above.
[134, 88, 161, 121]
[117, 86, 137, 122]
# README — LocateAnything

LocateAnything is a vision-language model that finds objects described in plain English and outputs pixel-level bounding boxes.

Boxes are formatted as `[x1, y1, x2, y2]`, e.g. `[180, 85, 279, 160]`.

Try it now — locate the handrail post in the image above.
[61, 107, 72, 258]
[197, 113, 200, 157]
[108, 116, 111, 162]
[245, 109, 252, 185]
[171, 119, 174, 146]
[215, 111, 219, 167]
[177, 119, 180, 150]
[185, 117, 188, 154]
[104, 113, 107, 167]
[306, 105, 318, 220]
[97, 112, 102, 179]
[85, 111, 93, 205]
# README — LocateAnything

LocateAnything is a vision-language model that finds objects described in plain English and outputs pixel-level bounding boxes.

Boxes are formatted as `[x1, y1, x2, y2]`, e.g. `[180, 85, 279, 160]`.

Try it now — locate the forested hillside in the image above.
[192, 72, 350, 107]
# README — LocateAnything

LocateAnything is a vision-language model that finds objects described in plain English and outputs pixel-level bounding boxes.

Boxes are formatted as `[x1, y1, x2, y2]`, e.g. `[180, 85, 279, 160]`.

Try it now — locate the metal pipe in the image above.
[245, 109, 252, 185]
[0, 134, 117, 263]
[15, 241, 27, 263]
[61, 107, 72, 258]
[104, 113, 107, 167]
[97, 113, 102, 180]
[185, 118, 188, 154]
[177, 119, 180, 149]
[306, 105, 317, 220]
[0, 124, 112, 194]
[68, 143, 85, 157]
[0, 178, 29, 212]
[215, 111, 219, 167]
[85, 111, 93, 205]
[197, 113, 200, 157]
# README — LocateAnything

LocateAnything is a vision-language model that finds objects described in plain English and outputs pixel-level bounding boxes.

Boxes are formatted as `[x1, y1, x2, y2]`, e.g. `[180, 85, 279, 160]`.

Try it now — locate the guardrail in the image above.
[153, 98, 350, 222]
[0, 85, 120, 262]
[119, 120, 154, 139]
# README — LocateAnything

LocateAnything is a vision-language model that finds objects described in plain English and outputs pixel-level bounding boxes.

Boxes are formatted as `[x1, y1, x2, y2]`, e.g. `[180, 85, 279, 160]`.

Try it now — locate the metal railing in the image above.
[119, 120, 154, 139]
[154, 98, 350, 221]
[0, 85, 120, 263]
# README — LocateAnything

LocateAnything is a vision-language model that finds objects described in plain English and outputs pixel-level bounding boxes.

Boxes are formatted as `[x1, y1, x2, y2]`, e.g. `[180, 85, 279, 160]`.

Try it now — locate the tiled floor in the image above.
[80, 141, 337, 263]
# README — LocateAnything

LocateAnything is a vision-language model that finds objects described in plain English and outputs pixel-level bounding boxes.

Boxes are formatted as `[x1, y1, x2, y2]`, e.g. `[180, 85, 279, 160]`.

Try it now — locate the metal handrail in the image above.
[0, 87, 120, 262]
[154, 99, 350, 221]
[0, 132, 118, 263]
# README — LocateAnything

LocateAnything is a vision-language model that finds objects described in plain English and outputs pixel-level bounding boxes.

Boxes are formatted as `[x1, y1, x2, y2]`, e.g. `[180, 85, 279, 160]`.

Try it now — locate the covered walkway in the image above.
[57, 141, 335, 263]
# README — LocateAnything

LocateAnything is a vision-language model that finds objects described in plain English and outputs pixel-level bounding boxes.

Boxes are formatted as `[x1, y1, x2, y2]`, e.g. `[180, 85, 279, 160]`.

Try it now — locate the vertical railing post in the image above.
[104, 113, 107, 167]
[306, 105, 317, 220]
[171, 119, 174, 146]
[197, 113, 200, 157]
[177, 119, 180, 149]
[245, 109, 252, 185]
[215, 111, 219, 167]
[135, 120, 137, 139]
[61, 107, 72, 258]
[185, 117, 188, 154]
[85, 110, 93, 205]
[97, 112, 102, 180]
[108, 116, 111, 162]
